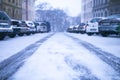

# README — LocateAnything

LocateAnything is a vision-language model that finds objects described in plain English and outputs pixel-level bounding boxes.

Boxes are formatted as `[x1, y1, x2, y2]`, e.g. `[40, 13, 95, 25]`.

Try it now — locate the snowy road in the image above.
[0, 33, 120, 80]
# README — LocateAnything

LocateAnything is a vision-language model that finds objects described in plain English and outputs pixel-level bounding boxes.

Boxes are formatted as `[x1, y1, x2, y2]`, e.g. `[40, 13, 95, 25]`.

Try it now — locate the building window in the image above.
[3, 7, 6, 11]
[101, 12, 103, 17]
[12, 0, 15, 3]
[105, 0, 108, 4]
[8, 0, 11, 2]
[105, 11, 108, 17]
[103, 0, 105, 4]
[12, 9, 14, 18]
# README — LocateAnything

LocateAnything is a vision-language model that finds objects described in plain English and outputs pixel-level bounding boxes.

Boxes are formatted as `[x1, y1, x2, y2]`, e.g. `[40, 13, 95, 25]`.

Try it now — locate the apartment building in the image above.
[0, 0, 22, 20]
[93, 0, 110, 17]
[81, 0, 93, 23]
[22, 0, 36, 21]
[81, 0, 120, 23]
[93, 0, 120, 17]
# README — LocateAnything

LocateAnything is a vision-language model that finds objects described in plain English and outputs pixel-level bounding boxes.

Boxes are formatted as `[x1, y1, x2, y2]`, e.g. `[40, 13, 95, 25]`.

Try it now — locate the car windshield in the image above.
[90, 18, 102, 23]
[11, 21, 19, 26]
[0, 11, 10, 20]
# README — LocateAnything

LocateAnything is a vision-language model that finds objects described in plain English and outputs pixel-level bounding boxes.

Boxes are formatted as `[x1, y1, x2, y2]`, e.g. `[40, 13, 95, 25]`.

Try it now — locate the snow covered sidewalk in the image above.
[9, 33, 120, 80]
[66, 33, 120, 58]
[0, 33, 52, 62]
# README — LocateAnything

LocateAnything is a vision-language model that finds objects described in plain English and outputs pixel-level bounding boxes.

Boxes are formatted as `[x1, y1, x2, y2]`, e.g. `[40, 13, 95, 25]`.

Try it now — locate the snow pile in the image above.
[0, 33, 52, 62]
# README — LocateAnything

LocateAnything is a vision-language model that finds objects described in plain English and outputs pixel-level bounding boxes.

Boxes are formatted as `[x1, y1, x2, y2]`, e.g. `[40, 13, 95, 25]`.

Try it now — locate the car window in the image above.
[19, 21, 27, 27]
[0, 11, 10, 20]
[11, 21, 19, 26]
[28, 23, 33, 25]
[90, 18, 102, 23]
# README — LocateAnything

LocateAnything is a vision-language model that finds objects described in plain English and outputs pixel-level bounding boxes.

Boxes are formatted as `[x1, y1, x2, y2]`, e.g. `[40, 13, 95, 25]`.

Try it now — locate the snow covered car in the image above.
[72, 25, 80, 33]
[0, 11, 13, 40]
[24, 21, 36, 34]
[85, 17, 105, 35]
[39, 21, 51, 33]
[78, 23, 86, 34]
[34, 22, 41, 33]
[99, 14, 120, 37]
[10, 20, 30, 36]
[67, 25, 74, 33]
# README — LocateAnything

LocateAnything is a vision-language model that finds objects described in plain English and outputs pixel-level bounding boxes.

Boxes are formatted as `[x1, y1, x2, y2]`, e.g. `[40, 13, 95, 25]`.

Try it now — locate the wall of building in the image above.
[81, 0, 120, 23]
[0, 0, 36, 21]
[93, 0, 110, 18]
[0, 0, 22, 20]
[22, 0, 35, 21]
[81, 0, 93, 23]
[93, 0, 120, 17]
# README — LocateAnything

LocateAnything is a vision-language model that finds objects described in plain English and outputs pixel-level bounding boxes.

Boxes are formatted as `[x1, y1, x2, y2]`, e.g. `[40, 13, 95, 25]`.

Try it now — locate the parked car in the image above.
[39, 21, 51, 33]
[67, 25, 74, 33]
[10, 19, 30, 37]
[78, 23, 86, 34]
[99, 14, 120, 37]
[0, 11, 13, 40]
[24, 21, 36, 34]
[117, 25, 120, 33]
[34, 22, 41, 33]
[45, 21, 51, 32]
[72, 25, 79, 33]
[85, 17, 105, 35]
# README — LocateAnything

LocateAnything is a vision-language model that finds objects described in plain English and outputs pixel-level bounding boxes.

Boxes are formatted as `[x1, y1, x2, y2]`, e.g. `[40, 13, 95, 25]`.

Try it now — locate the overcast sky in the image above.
[35, 0, 81, 17]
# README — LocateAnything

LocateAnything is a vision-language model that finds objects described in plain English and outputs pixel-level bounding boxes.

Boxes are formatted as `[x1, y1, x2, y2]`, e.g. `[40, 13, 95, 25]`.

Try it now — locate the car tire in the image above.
[8, 34, 16, 38]
[101, 33, 108, 37]
[0, 36, 5, 40]
[26, 33, 31, 35]
[18, 33, 24, 36]
[87, 33, 93, 36]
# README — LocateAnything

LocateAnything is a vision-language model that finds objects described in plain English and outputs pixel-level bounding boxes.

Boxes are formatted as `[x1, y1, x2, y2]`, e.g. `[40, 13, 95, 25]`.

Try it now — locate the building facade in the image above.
[22, 0, 36, 21]
[81, 0, 120, 23]
[93, 0, 120, 17]
[81, 0, 93, 23]
[109, 0, 120, 15]
[0, 0, 22, 20]
[0, 0, 36, 20]
[93, 0, 109, 17]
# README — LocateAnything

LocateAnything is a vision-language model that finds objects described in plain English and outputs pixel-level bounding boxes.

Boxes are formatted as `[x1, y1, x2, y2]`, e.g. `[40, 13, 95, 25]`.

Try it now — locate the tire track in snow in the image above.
[0, 33, 55, 80]
[64, 56, 100, 80]
[65, 34, 120, 75]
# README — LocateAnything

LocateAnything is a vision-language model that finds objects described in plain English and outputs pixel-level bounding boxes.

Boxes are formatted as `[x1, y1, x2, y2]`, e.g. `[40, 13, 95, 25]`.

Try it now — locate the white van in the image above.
[86, 17, 105, 35]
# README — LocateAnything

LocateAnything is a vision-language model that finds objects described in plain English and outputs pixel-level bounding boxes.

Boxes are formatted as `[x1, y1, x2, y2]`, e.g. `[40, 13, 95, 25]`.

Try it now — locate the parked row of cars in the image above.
[0, 11, 51, 40]
[67, 14, 120, 37]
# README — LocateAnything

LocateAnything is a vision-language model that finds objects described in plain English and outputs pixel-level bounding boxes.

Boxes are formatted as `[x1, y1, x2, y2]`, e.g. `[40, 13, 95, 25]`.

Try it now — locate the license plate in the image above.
[90, 29, 96, 31]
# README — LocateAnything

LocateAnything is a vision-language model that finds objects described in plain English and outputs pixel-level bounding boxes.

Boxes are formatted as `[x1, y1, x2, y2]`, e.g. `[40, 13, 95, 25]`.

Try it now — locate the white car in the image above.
[25, 21, 36, 34]
[86, 17, 105, 35]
